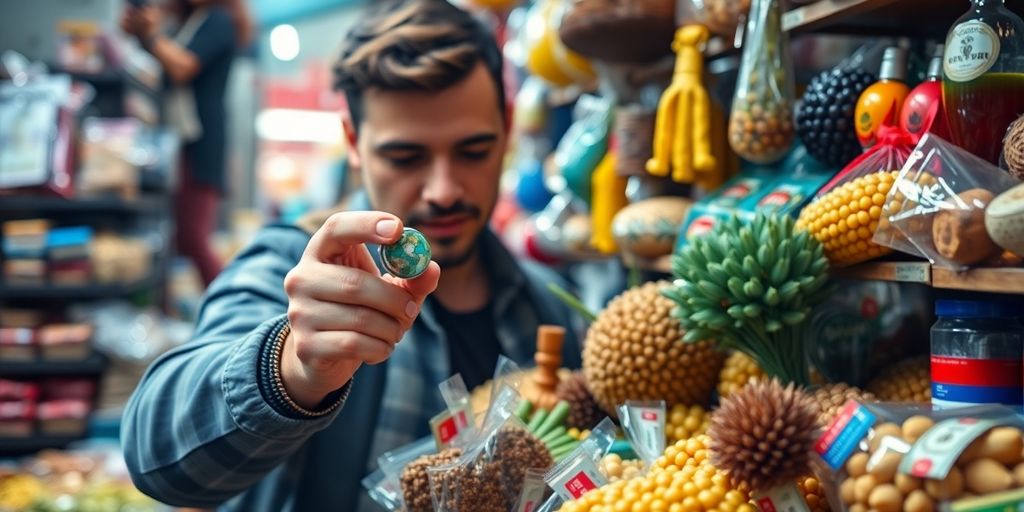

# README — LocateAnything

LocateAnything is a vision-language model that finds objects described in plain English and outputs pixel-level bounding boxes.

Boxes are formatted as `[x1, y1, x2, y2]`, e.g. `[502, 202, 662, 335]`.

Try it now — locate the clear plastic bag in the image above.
[617, 400, 666, 469]
[796, 127, 917, 266]
[812, 401, 1024, 512]
[536, 417, 618, 511]
[874, 133, 1023, 269]
[727, 0, 795, 164]
[362, 436, 437, 511]
[427, 386, 556, 512]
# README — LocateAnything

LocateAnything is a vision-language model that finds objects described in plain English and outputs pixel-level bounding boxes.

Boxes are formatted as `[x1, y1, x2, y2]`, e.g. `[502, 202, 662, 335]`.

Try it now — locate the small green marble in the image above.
[379, 227, 432, 279]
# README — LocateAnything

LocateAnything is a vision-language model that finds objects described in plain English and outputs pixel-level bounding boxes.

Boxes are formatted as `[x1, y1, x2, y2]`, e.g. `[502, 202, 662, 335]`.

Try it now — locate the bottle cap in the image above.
[927, 45, 944, 79]
[879, 46, 908, 82]
[379, 227, 432, 279]
[935, 299, 1023, 318]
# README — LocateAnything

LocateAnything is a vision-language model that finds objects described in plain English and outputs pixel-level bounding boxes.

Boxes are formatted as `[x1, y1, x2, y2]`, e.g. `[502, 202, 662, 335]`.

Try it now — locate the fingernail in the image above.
[376, 219, 399, 238]
[405, 301, 419, 318]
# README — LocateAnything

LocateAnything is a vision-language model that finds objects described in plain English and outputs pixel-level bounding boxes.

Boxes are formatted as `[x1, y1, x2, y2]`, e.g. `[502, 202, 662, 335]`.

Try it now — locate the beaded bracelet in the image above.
[269, 322, 345, 418]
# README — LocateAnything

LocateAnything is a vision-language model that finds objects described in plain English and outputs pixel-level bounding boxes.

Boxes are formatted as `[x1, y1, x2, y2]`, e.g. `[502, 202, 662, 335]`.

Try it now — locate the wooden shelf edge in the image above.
[782, 0, 902, 33]
[932, 266, 1024, 295]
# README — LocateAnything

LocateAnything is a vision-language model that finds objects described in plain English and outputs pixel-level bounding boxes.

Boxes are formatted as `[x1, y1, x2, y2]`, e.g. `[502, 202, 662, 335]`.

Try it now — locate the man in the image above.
[121, 1, 582, 510]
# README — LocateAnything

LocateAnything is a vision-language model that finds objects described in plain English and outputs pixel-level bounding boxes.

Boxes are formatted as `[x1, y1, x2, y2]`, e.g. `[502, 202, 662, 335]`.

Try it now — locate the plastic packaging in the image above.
[796, 127, 917, 267]
[930, 299, 1024, 412]
[727, 0, 795, 164]
[426, 385, 555, 512]
[813, 401, 1024, 512]
[434, 374, 476, 450]
[536, 417, 618, 511]
[874, 133, 1022, 269]
[617, 400, 666, 468]
[362, 436, 437, 511]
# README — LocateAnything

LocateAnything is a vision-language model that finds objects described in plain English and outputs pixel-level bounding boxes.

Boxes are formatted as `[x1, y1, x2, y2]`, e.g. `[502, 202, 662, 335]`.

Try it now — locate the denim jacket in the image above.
[121, 210, 582, 511]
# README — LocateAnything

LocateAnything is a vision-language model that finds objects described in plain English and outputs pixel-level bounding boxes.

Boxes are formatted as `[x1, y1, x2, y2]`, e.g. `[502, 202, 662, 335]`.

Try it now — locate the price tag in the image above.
[755, 482, 812, 512]
[430, 405, 472, 450]
[815, 400, 877, 470]
[893, 263, 930, 283]
[899, 417, 1001, 479]
[634, 407, 665, 463]
[549, 456, 607, 501]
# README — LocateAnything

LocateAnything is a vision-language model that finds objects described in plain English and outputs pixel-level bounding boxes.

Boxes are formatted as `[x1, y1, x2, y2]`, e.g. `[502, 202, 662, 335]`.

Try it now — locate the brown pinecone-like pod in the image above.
[708, 379, 819, 493]
[555, 371, 605, 430]
[811, 383, 877, 427]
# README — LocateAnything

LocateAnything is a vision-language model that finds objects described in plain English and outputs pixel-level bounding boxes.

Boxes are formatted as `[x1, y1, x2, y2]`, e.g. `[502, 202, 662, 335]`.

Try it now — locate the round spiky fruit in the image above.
[718, 352, 767, 398]
[708, 379, 819, 492]
[811, 383, 877, 427]
[867, 356, 931, 403]
[583, 281, 724, 415]
[667, 404, 712, 444]
[555, 371, 605, 430]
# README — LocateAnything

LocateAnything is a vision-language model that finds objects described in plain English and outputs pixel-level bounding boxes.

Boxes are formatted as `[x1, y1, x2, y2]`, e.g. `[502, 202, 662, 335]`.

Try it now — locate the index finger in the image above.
[305, 211, 404, 263]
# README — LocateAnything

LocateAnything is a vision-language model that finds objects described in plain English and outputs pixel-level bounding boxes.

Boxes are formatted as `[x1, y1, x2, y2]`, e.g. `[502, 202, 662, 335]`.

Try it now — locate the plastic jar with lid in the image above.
[930, 299, 1024, 412]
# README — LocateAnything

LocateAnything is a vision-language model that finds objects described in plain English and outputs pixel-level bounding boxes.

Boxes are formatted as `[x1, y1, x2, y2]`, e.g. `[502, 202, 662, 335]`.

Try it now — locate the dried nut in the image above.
[870, 423, 904, 453]
[901, 416, 934, 444]
[841, 477, 858, 504]
[1013, 462, 1024, 486]
[976, 427, 1024, 465]
[932, 188, 1000, 265]
[960, 437, 984, 465]
[895, 473, 922, 494]
[868, 484, 902, 512]
[869, 451, 903, 483]
[904, 489, 935, 512]
[964, 458, 1013, 494]
[854, 474, 878, 504]
[924, 466, 963, 500]
[848, 452, 870, 478]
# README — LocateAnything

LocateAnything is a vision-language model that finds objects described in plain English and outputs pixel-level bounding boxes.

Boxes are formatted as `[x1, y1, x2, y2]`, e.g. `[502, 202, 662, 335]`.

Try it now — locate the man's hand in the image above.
[280, 211, 440, 410]
[119, 6, 161, 40]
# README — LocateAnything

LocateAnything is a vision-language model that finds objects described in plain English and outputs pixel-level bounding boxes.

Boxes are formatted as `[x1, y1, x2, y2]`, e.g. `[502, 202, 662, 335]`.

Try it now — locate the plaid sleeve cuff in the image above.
[257, 317, 351, 420]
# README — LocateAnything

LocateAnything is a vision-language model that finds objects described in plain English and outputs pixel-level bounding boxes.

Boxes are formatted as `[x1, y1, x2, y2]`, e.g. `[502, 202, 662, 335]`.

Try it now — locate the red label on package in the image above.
[931, 356, 1023, 388]
[564, 471, 597, 499]
[758, 496, 778, 512]
[430, 406, 471, 449]
[642, 411, 658, 421]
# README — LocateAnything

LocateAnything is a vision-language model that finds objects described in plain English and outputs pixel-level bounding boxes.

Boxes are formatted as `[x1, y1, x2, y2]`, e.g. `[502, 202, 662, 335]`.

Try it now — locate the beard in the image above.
[406, 200, 485, 269]
[432, 241, 478, 268]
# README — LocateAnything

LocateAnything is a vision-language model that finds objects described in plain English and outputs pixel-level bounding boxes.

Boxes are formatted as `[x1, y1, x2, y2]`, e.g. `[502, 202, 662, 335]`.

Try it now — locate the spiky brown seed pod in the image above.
[708, 379, 819, 493]
[583, 281, 724, 415]
[401, 448, 462, 512]
[555, 371, 605, 430]
[811, 383, 877, 427]
[867, 357, 931, 403]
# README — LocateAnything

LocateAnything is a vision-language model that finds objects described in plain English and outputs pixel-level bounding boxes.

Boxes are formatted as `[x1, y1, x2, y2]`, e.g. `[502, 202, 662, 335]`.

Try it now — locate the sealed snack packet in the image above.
[434, 374, 476, 450]
[813, 400, 1024, 512]
[426, 385, 556, 512]
[873, 133, 1022, 269]
[796, 126, 917, 266]
[362, 436, 437, 511]
[617, 400, 667, 469]
[534, 417, 618, 511]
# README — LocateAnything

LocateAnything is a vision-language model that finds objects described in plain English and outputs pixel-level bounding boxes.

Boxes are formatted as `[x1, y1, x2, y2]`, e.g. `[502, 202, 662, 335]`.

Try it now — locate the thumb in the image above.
[383, 261, 440, 306]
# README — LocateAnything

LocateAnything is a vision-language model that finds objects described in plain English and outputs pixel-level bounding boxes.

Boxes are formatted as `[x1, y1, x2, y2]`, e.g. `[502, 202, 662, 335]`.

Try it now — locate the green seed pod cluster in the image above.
[661, 212, 831, 386]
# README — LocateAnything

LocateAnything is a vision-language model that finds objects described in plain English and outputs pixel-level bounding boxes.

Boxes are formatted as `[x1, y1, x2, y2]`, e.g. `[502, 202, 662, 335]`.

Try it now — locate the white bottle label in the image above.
[944, 21, 1001, 82]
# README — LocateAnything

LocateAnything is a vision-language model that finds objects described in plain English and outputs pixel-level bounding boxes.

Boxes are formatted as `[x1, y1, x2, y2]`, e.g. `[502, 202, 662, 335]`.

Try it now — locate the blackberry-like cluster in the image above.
[797, 68, 876, 166]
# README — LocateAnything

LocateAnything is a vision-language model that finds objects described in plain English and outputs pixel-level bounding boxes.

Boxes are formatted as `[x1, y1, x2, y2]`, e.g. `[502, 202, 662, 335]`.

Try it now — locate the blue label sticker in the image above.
[815, 400, 877, 470]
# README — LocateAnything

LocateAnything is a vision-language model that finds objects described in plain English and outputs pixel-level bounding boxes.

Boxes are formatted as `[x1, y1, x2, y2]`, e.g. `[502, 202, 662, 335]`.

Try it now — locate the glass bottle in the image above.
[901, 45, 950, 142]
[942, 0, 1024, 165]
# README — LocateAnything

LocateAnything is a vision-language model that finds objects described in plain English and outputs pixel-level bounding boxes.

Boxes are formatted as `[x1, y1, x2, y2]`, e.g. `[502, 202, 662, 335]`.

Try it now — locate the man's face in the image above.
[349, 64, 507, 268]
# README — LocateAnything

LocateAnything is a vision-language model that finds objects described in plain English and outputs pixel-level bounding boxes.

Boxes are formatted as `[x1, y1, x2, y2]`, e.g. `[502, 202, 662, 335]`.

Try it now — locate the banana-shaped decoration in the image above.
[647, 25, 718, 185]
[589, 149, 627, 254]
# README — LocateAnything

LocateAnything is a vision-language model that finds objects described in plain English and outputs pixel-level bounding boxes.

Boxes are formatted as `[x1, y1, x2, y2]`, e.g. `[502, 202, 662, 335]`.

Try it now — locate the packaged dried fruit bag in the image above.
[874, 133, 1022, 270]
[796, 127, 916, 266]
[812, 401, 1024, 512]
[427, 385, 556, 512]
[727, 0, 795, 164]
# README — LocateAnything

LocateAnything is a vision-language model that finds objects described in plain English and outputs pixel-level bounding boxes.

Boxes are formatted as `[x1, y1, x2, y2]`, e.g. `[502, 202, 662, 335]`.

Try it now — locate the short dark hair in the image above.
[332, 0, 506, 131]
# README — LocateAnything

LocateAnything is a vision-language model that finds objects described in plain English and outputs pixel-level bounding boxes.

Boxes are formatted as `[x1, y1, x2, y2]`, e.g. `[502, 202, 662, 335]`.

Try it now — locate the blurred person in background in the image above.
[120, 0, 252, 287]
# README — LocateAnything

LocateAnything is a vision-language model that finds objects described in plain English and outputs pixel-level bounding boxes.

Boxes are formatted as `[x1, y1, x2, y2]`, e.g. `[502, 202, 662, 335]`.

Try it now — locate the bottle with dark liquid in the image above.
[942, 0, 1024, 165]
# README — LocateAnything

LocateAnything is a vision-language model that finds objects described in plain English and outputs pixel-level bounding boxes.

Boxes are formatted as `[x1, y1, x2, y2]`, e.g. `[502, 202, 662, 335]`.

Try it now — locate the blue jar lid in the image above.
[935, 300, 1022, 318]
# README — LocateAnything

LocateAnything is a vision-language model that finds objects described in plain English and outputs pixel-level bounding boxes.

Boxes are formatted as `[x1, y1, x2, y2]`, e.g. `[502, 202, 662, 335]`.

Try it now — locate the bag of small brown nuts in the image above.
[813, 402, 1024, 512]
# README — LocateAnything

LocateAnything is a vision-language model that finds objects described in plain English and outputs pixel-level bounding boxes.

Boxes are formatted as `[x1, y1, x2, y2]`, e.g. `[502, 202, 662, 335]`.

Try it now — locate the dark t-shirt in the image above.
[430, 298, 503, 391]
[174, 7, 235, 192]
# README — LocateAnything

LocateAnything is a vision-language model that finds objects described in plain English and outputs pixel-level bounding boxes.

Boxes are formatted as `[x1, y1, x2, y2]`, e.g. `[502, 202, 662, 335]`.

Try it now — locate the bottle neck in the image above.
[972, 0, 1004, 8]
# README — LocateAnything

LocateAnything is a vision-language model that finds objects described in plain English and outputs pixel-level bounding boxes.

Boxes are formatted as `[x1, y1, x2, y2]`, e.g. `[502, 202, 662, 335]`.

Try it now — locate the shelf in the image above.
[624, 254, 1024, 295]
[0, 194, 169, 215]
[0, 434, 88, 456]
[783, 0, 1024, 39]
[0, 351, 107, 377]
[0, 273, 159, 300]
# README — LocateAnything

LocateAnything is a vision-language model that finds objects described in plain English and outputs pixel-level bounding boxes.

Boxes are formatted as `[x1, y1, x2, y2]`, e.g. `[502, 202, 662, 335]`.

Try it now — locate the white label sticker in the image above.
[944, 21, 1001, 82]
[755, 482, 812, 512]
[516, 471, 549, 512]
[634, 407, 664, 462]
[899, 417, 1001, 479]
[893, 263, 930, 284]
